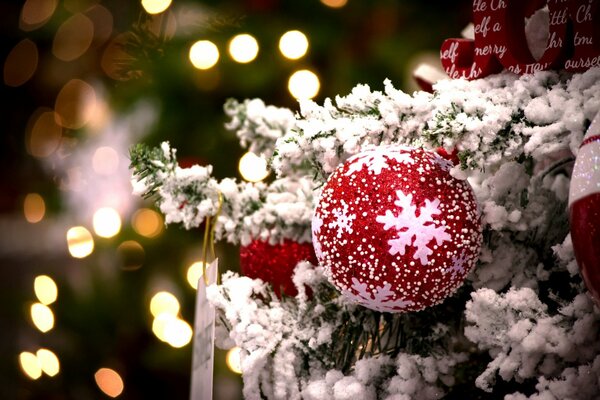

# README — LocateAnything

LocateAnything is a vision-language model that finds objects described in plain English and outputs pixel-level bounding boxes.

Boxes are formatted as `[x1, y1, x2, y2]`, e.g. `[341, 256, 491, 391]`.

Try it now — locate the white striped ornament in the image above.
[569, 111, 600, 304]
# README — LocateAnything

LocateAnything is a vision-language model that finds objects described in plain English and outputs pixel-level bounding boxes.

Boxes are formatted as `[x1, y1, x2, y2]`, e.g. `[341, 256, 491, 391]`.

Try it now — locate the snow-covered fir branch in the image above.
[129, 142, 314, 245]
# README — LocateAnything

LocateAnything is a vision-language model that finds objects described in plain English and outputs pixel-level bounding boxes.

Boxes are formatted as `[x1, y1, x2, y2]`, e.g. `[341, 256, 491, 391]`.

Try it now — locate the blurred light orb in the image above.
[238, 152, 269, 182]
[94, 368, 124, 398]
[228, 34, 259, 63]
[31, 303, 54, 333]
[92, 146, 119, 175]
[152, 312, 176, 342]
[19, 352, 42, 380]
[93, 207, 122, 238]
[279, 30, 309, 60]
[24, 193, 46, 223]
[189, 40, 219, 70]
[163, 317, 193, 348]
[131, 208, 163, 238]
[34, 275, 57, 305]
[150, 291, 180, 317]
[20, 0, 58, 30]
[117, 240, 145, 271]
[4, 39, 38, 87]
[186, 261, 205, 290]
[52, 13, 94, 61]
[37, 348, 60, 377]
[141, 0, 172, 15]
[26, 110, 62, 159]
[321, 0, 348, 8]
[66, 226, 94, 258]
[55, 79, 97, 130]
[288, 69, 320, 100]
[226, 347, 243, 374]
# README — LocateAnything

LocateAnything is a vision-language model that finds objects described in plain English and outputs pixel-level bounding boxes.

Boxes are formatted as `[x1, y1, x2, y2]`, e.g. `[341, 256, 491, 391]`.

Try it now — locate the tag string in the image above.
[201, 191, 223, 285]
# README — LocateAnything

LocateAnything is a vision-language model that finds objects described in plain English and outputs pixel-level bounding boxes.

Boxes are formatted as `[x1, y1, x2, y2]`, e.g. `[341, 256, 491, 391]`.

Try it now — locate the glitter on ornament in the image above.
[240, 239, 317, 297]
[312, 145, 482, 312]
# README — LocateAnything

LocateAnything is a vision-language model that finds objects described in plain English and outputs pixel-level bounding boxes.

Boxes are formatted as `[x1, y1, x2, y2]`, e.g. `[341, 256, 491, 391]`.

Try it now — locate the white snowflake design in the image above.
[328, 202, 356, 238]
[345, 147, 414, 176]
[342, 278, 415, 312]
[376, 190, 451, 265]
[311, 214, 324, 259]
[445, 250, 468, 275]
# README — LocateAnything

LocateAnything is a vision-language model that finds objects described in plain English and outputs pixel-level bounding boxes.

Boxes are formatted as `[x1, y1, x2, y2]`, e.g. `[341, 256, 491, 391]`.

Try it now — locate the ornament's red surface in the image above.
[240, 239, 317, 297]
[312, 146, 482, 312]
[570, 193, 600, 304]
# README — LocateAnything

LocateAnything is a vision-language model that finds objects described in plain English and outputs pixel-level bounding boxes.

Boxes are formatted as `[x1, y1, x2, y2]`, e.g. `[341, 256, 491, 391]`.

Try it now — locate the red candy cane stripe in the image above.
[581, 134, 600, 148]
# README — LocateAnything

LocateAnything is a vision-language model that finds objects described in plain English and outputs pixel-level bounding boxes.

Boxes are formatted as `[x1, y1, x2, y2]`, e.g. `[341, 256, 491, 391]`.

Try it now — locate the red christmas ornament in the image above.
[312, 146, 482, 312]
[569, 111, 600, 305]
[240, 239, 317, 297]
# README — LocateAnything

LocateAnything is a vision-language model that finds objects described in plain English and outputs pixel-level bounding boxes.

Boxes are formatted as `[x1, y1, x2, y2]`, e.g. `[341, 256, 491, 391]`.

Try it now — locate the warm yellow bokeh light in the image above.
[55, 79, 97, 130]
[186, 261, 205, 290]
[152, 312, 176, 342]
[238, 152, 269, 182]
[278, 30, 309, 60]
[66, 226, 95, 258]
[320, 0, 348, 8]
[163, 317, 193, 348]
[26, 110, 62, 159]
[19, 352, 42, 380]
[20, 0, 58, 30]
[228, 34, 259, 63]
[93, 207, 122, 238]
[226, 347, 243, 374]
[34, 275, 58, 305]
[37, 348, 60, 377]
[4, 38, 38, 87]
[24, 193, 46, 223]
[131, 208, 163, 238]
[94, 368, 124, 398]
[141, 0, 172, 15]
[149, 291, 180, 318]
[189, 40, 219, 70]
[117, 240, 145, 271]
[288, 69, 320, 100]
[52, 13, 94, 62]
[31, 303, 54, 333]
[92, 146, 119, 175]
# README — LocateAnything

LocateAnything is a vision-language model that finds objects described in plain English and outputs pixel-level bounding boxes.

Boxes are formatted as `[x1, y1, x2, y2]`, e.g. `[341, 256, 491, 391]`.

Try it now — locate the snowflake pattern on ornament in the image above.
[342, 278, 415, 312]
[313, 145, 482, 312]
[345, 147, 414, 176]
[376, 191, 451, 265]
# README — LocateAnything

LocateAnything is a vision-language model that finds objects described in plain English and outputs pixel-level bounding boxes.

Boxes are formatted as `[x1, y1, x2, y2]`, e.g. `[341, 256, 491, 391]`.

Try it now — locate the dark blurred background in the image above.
[0, 0, 470, 398]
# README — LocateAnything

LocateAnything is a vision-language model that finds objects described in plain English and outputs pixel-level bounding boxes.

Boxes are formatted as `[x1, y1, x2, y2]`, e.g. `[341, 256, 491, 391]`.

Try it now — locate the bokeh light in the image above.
[320, 0, 348, 8]
[20, 0, 58, 30]
[93, 207, 122, 238]
[19, 352, 42, 380]
[117, 240, 145, 270]
[149, 291, 180, 317]
[152, 312, 176, 342]
[288, 69, 320, 100]
[226, 347, 243, 374]
[24, 193, 46, 223]
[54, 79, 97, 130]
[189, 40, 219, 70]
[52, 13, 94, 61]
[66, 226, 95, 258]
[94, 368, 124, 398]
[228, 34, 259, 63]
[92, 146, 119, 175]
[25, 109, 62, 159]
[163, 317, 193, 348]
[4, 39, 38, 87]
[30, 303, 54, 333]
[186, 261, 205, 290]
[131, 208, 163, 238]
[37, 348, 60, 377]
[141, 0, 172, 15]
[238, 152, 269, 182]
[34, 275, 58, 305]
[278, 30, 309, 60]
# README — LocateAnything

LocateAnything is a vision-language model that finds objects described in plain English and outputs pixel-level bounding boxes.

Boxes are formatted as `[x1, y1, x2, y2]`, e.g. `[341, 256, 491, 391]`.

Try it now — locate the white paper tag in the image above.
[190, 259, 218, 400]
